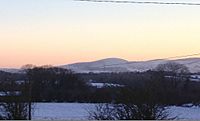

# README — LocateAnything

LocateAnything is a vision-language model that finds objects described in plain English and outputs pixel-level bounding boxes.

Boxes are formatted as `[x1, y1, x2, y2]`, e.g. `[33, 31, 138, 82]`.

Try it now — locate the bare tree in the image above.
[89, 103, 171, 120]
[0, 102, 29, 120]
[89, 85, 173, 120]
[155, 61, 190, 88]
[89, 104, 116, 120]
[0, 79, 32, 120]
[155, 61, 190, 75]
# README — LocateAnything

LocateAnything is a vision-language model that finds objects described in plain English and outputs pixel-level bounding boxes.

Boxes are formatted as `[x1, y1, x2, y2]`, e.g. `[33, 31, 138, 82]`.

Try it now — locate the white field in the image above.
[32, 103, 200, 120]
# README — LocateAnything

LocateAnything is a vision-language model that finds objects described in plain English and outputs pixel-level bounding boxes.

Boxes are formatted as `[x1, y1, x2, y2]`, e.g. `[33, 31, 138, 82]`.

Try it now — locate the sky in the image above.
[0, 0, 200, 68]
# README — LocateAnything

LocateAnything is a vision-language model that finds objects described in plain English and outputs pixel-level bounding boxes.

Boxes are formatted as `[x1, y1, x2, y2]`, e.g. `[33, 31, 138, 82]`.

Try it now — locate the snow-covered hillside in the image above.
[61, 58, 200, 73]
[0, 68, 21, 73]
[61, 58, 130, 73]
[1, 57, 200, 73]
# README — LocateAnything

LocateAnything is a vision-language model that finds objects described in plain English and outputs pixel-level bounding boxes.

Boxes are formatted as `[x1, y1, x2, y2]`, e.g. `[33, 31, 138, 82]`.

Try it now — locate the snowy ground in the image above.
[32, 103, 200, 120]
[32, 103, 95, 120]
[168, 106, 200, 120]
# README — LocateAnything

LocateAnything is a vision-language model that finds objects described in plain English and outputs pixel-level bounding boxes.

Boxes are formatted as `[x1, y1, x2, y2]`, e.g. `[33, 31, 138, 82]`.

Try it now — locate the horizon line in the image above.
[1, 56, 200, 69]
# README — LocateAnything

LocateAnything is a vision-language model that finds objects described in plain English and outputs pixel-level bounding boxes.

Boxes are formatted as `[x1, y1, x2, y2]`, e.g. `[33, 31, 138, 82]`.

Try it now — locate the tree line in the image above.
[0, 62, 200, 119]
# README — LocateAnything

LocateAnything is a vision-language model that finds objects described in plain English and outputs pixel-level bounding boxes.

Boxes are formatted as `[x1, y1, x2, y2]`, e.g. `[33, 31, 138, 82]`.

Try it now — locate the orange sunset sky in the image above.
[0, 0, 200, 68]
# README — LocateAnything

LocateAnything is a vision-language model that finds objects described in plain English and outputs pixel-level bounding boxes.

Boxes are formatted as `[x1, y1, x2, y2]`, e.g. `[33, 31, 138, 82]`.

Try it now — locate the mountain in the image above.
[1, 57, 200, 73]
[61, 58, 129, 73]
[61, 58, 200, 73]
[0, 68, 21, 73]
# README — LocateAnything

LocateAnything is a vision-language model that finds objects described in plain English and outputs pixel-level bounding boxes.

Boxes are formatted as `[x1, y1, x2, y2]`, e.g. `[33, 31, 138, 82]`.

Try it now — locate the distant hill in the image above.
[0, 68, 21, 73]
[1, 57, 200, 73]
[61, 58, 200, 73]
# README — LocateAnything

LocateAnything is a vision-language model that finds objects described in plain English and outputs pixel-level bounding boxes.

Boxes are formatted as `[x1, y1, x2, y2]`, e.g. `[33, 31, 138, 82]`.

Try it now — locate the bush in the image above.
[89, 103, 171, 120]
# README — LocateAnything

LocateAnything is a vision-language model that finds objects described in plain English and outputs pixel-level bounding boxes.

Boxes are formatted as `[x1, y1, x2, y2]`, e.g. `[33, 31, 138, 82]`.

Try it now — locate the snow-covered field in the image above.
[32, 103, 200, 120]
[33, 103, 95, 120]
[168, 106, 200, 120]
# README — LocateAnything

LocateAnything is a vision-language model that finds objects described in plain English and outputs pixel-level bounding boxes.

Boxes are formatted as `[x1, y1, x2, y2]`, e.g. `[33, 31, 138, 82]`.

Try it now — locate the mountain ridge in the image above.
[1, 57, 200, 73]
[62, 57, 200, 73]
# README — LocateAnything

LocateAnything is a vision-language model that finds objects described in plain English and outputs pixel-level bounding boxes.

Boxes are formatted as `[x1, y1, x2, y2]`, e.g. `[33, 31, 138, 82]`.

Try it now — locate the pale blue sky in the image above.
[1, 0, 199, 26]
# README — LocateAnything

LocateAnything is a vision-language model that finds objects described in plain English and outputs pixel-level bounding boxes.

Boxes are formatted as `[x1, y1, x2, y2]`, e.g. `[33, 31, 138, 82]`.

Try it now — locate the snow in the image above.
[89, 82, 124, 88]
[190, 75, 200, 82]
[15, 80, 25, 85]
[168, 105, 200, 120]
[90, 83, 105, 88]
[32, 103, 200, 120]
[190, 75, 200, 79]
[2, 58, 200, 74]
[61, 58, 200, 73]
[0, 68, 21, 73]
[190, 78, 200, 82]
[32, 103, 95, 120]
[0, 91, 21, 96]
[63, 58, 129, 73]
